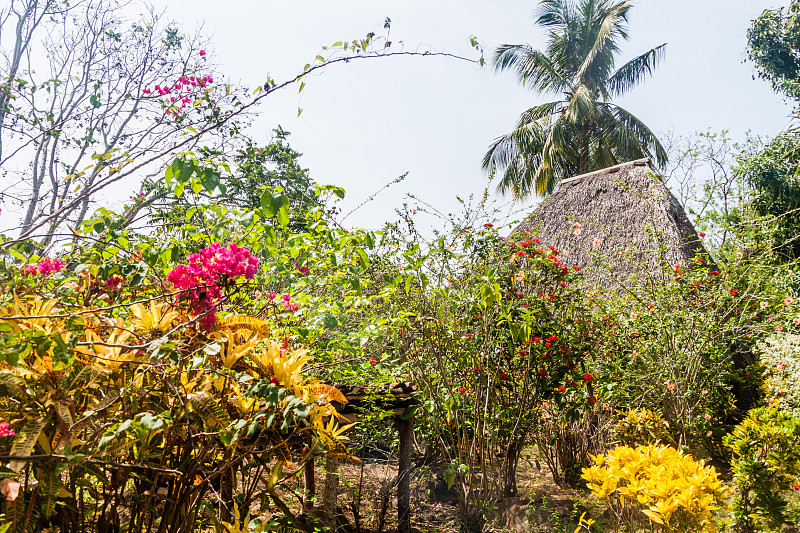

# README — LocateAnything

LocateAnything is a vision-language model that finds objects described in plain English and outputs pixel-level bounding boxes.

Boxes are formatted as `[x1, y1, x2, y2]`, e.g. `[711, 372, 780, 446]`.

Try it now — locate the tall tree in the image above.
[483, 0, 667, 198]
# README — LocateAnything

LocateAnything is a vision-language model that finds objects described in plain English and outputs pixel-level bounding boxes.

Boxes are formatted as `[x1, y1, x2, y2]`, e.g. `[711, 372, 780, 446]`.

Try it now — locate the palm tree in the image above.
[483, 0, 668, 198]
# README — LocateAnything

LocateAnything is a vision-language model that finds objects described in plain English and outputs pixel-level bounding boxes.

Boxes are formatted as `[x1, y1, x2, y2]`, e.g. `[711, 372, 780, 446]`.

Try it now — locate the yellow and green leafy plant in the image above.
[582, 444, 728, 532]
[725, 405, 800, 532]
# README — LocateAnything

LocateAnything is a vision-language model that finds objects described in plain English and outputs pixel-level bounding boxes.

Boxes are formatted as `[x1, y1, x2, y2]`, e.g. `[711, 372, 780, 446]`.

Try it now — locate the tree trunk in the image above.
[303, 458, 316, 512]
[322, 456, 339, 531]
[502, 440, 522, 497]
[396, 415, 413, 533]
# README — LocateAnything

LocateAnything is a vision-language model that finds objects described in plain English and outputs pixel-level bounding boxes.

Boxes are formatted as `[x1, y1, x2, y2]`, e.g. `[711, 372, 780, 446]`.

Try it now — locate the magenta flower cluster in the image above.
[167, 243, 259, 330]
[24, 257, 65, 276]
[142, 73, 214, 118]
[0, 422, 14, 437]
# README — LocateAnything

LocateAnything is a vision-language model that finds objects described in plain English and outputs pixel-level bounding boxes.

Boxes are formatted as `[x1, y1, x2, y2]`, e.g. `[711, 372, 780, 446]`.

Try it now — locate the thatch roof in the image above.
[511, 159, 711, 286]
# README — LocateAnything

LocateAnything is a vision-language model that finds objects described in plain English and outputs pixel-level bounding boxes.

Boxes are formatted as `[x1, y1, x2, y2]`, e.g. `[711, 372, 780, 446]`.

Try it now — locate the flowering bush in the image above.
[757, 333, 800, 414]
[582, 444, 728, 532]
[725, 406, 800, 532]
[590, 255, 794, 454]
[394, 221, 602, 508]
[0, 234, 353, 533]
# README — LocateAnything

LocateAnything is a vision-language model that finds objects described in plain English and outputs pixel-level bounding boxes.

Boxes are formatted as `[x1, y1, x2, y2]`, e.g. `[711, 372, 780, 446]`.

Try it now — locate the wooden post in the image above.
[396, 414, 413, 533]
[304, 457, 316, 511]
[322, 456, 340, 531]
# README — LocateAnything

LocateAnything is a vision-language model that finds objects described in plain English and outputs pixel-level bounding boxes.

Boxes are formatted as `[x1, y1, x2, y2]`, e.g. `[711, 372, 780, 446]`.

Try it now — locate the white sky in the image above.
[16, 0, 800, 233]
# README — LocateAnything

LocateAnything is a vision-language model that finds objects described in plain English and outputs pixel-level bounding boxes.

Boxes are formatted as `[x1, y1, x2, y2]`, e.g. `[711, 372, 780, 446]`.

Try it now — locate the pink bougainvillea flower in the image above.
[167, 243, 259, 330]
[104, 275, 123, 290]
[25, 258, 65, 276]
[199, 49, 206, 56]
[0, 422, 14, 437]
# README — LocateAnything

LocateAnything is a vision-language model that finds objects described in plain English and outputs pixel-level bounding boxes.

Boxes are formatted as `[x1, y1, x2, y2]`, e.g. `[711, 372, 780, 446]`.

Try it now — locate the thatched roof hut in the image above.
[511, 159, 711, 286]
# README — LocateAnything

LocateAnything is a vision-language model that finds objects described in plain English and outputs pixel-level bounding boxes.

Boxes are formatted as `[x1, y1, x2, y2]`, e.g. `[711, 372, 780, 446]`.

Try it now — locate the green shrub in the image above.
[724, 406, 800, 532]
[614, 408, 672, 447]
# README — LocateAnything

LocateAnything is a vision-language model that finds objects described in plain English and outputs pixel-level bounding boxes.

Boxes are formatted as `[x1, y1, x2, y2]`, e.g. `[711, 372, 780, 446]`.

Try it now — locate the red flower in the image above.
[458, 387, 467, 393]
[369, 357, 377, 365]
[557, 386, 566, 393]
[711, 271, 719, 276]
[730, 289, 740, 296]
[499, 373, 510, 380]
[533, 337, 541, 342]
[483, 223, 493, 228]
[582, 373, 594, 383]
[533, 238, 541, 244]
[572, 265, 581, 271]
[588, 397, 596, 406]
[794, 483, 800, 491]
[699, 232, 706, 237]
[538, 369, 547, 377]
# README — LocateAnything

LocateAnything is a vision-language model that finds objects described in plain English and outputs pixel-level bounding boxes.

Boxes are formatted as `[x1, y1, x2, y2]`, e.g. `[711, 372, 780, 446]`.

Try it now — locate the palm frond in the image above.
[607, 44, 667, 97]
[600, 103, 668, 167]
[494, 45, 571, 94]
[566, 84, 597, 123]
[536, 0, 571, 30]
[577, 0, 633, 84]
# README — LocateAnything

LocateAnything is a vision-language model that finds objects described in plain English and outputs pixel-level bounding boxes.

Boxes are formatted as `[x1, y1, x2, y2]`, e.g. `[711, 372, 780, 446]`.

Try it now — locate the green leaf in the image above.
[10, 418, 49, 472]
[277, 205, 290, 227]
[38, 467, 61, 519]
[202, 171, 220, 193]
[176, 160, 195, 183]
[322, 315, 338, 329]
[401, 404, 419, 420]
[356, 248, 369, 268]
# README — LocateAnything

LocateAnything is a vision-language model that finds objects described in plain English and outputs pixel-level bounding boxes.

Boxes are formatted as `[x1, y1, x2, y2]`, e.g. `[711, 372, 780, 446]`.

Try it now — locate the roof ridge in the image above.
[558, 158, 651, 186]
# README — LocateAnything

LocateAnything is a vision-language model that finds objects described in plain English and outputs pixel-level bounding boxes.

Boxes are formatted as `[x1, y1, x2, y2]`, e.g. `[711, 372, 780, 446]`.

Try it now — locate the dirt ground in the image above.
[300, 447, 607, 533]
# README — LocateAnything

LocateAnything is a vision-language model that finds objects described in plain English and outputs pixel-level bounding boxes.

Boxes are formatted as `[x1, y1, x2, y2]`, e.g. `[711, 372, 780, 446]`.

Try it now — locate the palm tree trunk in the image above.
[579, 126, 590, 175]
